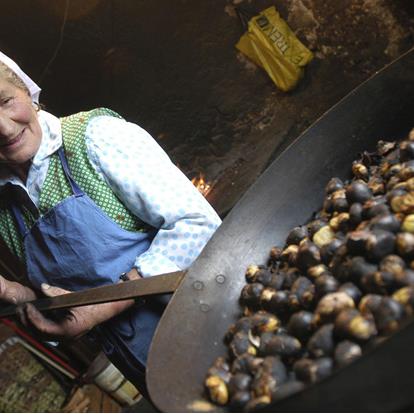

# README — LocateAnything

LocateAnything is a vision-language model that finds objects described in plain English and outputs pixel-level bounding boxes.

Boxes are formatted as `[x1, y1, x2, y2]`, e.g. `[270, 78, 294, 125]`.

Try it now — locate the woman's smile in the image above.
[0, 128, 25, 150]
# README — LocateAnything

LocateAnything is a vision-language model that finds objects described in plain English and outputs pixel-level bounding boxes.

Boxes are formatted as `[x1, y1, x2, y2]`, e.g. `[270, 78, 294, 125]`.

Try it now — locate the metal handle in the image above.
[0, 271, 185, 318]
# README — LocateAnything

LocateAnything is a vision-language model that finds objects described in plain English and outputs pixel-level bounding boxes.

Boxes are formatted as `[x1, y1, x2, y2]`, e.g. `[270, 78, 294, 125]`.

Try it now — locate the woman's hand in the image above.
[0, 275, 37, 304]
[17, 283, 135, 340]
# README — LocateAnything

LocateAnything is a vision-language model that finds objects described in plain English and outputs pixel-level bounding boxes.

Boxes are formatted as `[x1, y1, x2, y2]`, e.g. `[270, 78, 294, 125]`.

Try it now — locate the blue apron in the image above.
[10, 147, 165, 396]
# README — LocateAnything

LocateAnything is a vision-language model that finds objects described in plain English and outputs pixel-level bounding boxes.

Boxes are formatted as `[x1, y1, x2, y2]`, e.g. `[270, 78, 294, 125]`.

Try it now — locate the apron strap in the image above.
[9, 201, 28, 236]
[57, 147, 84, 197]
[9, 146, 84, 236]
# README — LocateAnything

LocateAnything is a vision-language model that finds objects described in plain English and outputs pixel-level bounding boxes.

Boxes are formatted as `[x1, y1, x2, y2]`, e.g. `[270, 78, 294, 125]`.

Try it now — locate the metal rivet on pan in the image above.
[215, 274, 226, 284]
[200, 303, 210, 312]
[193, 281, 204, 290]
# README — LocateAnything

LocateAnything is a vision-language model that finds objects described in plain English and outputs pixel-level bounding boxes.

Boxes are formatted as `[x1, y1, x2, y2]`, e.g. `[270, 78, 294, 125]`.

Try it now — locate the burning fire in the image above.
[191, 173, 212, 197]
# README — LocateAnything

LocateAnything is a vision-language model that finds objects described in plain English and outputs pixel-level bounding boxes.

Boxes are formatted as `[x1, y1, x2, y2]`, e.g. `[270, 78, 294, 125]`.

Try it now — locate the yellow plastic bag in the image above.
[236, 6, 313, 92]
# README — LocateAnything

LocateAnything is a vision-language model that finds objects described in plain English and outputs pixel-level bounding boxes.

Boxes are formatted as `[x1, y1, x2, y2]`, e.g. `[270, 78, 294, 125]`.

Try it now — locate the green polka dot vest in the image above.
[0, 108, 150, 275]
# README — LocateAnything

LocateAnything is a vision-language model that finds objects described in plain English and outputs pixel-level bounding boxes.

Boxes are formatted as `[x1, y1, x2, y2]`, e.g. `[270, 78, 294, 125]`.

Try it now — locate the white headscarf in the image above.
[0, 51, 41, 103]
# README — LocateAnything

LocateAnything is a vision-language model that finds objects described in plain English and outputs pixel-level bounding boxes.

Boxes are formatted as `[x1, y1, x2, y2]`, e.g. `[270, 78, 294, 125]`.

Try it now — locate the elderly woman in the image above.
[0, 51, 221, 395]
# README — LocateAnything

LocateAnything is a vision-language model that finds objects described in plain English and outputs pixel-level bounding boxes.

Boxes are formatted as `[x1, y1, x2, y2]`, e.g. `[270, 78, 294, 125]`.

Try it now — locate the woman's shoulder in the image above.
[60, 107, 124, 124]
[59, 108, 157, 149]
[60, 108, 129, 142]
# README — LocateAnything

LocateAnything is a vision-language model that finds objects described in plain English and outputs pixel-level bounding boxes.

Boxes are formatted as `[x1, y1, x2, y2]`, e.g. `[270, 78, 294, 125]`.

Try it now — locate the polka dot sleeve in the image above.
[85, 116, 222, 276]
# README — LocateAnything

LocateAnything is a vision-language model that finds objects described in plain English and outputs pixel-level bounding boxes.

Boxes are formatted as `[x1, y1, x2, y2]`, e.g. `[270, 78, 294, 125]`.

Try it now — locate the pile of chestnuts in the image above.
[204, 129, 414, 411]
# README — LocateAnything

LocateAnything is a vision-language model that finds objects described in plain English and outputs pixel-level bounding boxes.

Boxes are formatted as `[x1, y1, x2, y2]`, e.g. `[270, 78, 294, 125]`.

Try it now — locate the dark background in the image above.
[1, 0, 414, 215]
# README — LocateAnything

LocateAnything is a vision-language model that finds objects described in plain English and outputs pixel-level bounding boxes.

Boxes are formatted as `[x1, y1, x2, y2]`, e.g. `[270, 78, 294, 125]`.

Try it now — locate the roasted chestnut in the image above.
[346, 180, 373, 204]
[241, 281, 265, 306]
[334, 309, 377, 342]
[346, 231, 370, 256]
[255, 269, 273, 286]
[370, 213, 401, 233]
[392, 286, 414, 315]
[290, 276, 315, 308]
[334, 340, 362, 368]
[396, 232, 414, 259]
[280, 244, 299, 266]
[346, 256, 378, 283]
[315, 274, 340, 299]
[313, 225, 336, 248]
[314, 292, 355, 325]
[296, 241, 321, 272]
[386, 187, 407, 203]
[251, 372, 277, 399]
[307, 324, 335, 357]
[398, 162, 414, 181]
[404, 177, 414, 191]
[399, 140, 414, 162]
[228, 373, 252, 394]
[325, 177, 344, 194]
[261, 355, 288, 379]
[287, 311, 314, 343]
[349, 203, 364, 225]
[229, 390, 251, 410]
[394, 268, 414, 287]
[231, 353, 263, 375]
[293, 357, 333, 384]
[282, 268, 301, 289]
[230, 332, 257, 358]
[268, 272, 286, 290]
[358, 294, 383, 314]
[365, 229, 396, 262]
[245, 265, 273, 286]
[360, 270, 395, 294]
[225, 317, 255, 343]
[377, 139, 396, 156]
[251, 356, 287, 398]
[379, 254, 405, 277]
[245, 264, 261, 283]
[260, 288, 290, 315]
[259, 333, 302, 358]
[307, 219, 329, 238]
[372, 297, 405, 335]
[338, 282, 362, 304]
[286, 226, 309, 246]
[269, 246, 283, 262]
[331, 190, 349, 213]
[367, 176, 385, 195]
[330, 252, 353, 282]
[390, 192, 414, 214]
[307, 264, 331, 279]
[352, 162, 369, 181]
[332, 212, 351, 231]
[362, 197, 390, 219]
[320, 238, 344, 265]
[207, 357, 231, 381]
[205, 375, 229, 405]
[251, 311, 280, 334]
[402, 214, 414, 234]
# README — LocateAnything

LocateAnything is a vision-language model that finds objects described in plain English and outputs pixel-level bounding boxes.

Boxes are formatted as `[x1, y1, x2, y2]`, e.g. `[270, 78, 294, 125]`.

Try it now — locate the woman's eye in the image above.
[1, 97, 13, 105]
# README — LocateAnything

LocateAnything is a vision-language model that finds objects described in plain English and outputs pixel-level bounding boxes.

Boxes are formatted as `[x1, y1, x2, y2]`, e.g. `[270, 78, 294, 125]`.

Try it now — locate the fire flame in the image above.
[191, 173, 212, 197]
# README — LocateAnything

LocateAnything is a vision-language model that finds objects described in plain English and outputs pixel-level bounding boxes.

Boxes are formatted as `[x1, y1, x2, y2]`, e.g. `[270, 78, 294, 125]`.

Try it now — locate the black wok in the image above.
[147, 47, 414, 412]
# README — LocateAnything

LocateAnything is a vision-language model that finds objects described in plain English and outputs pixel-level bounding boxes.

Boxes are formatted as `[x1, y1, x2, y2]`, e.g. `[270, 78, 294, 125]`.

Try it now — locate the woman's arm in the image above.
[86, 116, 222, 276]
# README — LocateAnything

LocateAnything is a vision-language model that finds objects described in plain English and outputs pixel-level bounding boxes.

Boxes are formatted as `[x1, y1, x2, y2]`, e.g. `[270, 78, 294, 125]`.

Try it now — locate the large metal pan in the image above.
[146, 47, 414, 412]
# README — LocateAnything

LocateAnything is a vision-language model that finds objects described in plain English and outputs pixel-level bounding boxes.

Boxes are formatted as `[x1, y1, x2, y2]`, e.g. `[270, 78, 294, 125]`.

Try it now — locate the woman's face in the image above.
[0, 78, 42, 166]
